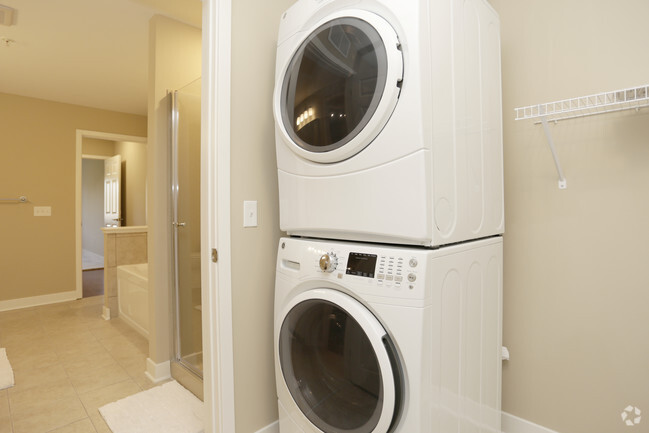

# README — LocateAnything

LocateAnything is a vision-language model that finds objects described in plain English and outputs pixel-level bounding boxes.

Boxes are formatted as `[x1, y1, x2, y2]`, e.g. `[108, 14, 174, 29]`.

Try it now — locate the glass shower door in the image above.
[170, 78, 203, 377]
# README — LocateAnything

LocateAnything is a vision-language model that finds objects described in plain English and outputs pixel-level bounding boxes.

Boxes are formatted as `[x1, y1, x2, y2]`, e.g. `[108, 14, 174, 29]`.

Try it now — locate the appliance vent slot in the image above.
[282, 260, 300, 271]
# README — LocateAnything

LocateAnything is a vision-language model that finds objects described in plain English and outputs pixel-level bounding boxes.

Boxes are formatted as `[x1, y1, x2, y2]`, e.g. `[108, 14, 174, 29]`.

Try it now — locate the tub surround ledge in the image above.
[101, 225, 149, 234]
[102, 226, 148, 318]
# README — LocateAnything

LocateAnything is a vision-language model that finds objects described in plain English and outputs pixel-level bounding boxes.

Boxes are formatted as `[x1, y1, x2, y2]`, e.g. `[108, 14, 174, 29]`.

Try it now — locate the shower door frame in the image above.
[170, 89, 204, 380]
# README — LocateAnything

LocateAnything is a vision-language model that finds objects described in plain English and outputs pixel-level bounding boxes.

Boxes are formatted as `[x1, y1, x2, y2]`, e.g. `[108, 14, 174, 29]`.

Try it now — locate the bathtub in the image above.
[117, 263, 149, 338]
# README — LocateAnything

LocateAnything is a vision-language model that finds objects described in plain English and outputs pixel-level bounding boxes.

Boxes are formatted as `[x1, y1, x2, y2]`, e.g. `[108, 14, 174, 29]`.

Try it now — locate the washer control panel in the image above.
[345, 252, 377, 278]
[313, 245, 421, 292]
[318, 252, 338, 273]
[376, 254, 419, 290]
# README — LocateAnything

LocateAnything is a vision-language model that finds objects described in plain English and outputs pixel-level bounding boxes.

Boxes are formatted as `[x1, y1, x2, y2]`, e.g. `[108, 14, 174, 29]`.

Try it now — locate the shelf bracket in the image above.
[515, 84, 649, 190]
[539, 116, 567, 189]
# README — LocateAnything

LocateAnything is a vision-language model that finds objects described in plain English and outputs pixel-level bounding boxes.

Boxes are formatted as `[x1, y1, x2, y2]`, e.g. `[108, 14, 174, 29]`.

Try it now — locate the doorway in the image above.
[75, 130, 147, 300]
[82, 155, 108, 297]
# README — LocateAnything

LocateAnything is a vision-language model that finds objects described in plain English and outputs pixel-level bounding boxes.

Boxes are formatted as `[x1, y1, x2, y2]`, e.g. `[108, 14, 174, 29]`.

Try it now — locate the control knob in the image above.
[319, 252, 338, 273]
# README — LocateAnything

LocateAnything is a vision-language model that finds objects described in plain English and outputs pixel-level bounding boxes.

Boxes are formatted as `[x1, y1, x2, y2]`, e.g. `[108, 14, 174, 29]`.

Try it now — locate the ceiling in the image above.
[0, 0, 201, 116]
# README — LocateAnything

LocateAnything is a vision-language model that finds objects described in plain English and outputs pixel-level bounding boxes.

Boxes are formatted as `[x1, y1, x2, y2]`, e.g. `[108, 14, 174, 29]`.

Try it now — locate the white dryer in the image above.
[274, 0, 504, 247]
[274, 236, 503, 432]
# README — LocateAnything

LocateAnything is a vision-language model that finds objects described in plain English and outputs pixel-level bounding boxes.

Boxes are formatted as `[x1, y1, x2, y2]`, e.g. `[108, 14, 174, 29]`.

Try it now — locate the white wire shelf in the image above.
[514, 84, 649, 189]
[515, 85, 649, 123]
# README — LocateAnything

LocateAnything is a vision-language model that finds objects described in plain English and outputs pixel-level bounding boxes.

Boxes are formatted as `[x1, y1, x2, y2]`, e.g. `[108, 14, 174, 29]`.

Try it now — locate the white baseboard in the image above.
[145, 358, 171, 384]
[502, 412, 561, 433]
[254, 420, 278, 433]
[0, 290, 77, 312]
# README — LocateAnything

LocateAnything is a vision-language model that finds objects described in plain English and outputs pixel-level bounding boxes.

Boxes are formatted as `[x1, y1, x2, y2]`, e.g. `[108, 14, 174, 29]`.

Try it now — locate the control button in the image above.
[407, 273, 417, 282]
[409, 258, 418, 268]
[386, 275, 394, 281]
[395, 276, 403, 282]
[377, 274, 385, 280]
[319, 253, 338, 273]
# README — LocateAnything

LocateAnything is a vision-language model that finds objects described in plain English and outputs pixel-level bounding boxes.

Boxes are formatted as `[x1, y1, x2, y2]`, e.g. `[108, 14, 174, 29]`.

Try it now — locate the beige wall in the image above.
[230, 0, 294, 431]
[488, 1, 649, 432]
[115, 141, 148, 226]
[0, 93, 146, 303]
[82, 138, 116, 157]
[146, 15, 201, 365]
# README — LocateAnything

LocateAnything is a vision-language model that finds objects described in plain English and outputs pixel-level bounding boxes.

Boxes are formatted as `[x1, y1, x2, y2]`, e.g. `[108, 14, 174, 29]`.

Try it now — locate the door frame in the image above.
[75, 130, 147, 300]
[201, 0, 235, 431]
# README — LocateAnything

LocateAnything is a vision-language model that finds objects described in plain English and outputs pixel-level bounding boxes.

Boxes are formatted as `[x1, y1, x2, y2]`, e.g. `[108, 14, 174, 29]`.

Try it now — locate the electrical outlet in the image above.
[34, 206, 51, 217]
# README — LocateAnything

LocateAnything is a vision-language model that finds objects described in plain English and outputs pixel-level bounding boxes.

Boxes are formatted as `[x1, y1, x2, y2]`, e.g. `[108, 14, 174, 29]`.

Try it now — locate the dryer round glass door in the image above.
[278, 289, 403, 433]
[277, 11, 403, 163]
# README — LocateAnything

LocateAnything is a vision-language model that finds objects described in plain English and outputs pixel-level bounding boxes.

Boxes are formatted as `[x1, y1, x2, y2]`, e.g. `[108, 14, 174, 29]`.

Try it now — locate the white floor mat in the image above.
[0, 348, 14, 390]
[99, 381, 204, 433]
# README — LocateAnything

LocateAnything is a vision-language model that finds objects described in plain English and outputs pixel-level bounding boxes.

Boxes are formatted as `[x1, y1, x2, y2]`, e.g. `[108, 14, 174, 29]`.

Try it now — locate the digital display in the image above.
[346, 252, 377, 278]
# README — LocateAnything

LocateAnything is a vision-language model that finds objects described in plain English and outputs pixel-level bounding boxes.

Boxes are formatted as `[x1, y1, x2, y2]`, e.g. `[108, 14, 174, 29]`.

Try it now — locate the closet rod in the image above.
[0, 196, 27, 203]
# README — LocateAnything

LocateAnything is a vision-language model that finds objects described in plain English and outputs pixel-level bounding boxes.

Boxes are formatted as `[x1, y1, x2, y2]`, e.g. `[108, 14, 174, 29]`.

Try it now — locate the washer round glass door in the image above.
[278, 289, 402, 433]
[277, 11, 403, 163]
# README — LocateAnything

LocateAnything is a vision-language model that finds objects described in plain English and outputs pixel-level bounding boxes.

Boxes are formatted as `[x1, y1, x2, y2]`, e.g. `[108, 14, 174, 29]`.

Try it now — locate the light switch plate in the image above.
[34, 206, 51, 217]
[243, 201, 257, 227]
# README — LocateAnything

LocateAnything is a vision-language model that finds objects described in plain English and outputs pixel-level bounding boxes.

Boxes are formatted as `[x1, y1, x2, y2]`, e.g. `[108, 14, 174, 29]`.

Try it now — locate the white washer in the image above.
[274, 0, 504, 247]
[274, 236, 503, 432]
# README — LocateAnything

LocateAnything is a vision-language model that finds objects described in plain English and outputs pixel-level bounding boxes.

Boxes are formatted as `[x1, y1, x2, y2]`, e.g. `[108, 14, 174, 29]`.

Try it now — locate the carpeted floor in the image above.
[82, 249, 104, 270]
[83, 269, 104, 298]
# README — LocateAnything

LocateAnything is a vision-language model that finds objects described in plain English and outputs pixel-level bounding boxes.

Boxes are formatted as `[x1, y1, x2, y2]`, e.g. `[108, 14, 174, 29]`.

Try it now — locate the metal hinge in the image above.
[211, 248, 218, 263]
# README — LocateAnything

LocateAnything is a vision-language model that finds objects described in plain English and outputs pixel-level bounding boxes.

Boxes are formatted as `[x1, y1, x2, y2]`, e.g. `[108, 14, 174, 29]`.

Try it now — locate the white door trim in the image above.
[75, 130, 147, 299]
[82, 154, 111, 160]
[201, 0, 235, 432]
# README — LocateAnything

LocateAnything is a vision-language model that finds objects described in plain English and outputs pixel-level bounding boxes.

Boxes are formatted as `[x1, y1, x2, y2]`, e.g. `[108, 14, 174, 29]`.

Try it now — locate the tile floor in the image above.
[0, 296, 159, 433]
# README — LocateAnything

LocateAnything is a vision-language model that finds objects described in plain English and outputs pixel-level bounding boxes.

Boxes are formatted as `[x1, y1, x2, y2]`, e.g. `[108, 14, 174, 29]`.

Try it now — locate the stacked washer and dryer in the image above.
[272, 0, 504, 432]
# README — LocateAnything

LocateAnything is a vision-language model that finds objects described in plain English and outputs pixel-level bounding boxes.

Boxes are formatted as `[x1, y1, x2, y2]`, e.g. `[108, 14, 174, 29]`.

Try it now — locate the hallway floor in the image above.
[0, 296, 155, 433]
[82, 270, 104, 298]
